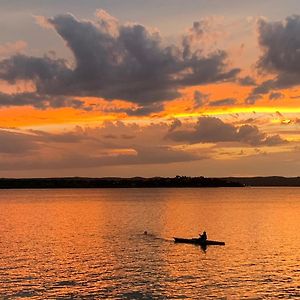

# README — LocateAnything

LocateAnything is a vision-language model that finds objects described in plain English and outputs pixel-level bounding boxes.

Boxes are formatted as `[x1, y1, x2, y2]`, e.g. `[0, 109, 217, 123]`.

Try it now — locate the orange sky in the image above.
[1, 82, 299, 129]
[0, 6, 299, 177]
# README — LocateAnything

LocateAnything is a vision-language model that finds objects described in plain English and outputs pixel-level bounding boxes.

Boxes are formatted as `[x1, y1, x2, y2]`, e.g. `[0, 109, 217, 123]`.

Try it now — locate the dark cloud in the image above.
[245, 94, 262, 105]
[124, 103, 164, 116]
[251, 80, 274, 95]
[237, 76, 256, 86]
[0, 91, 88, 109]
[263, 134, 287, 146]
[209, 98, 236, 106]
[0, 92, 45, 109]
[182, 21, 207, 59]
[258, 16, 300, 77]
[168, 118, 182, 132]
[0, 11, 240, 110]
[248, 15, 300, 102]
[167, 117, 236, 143]
[193, 90, 208, 108]
[269, 92, 284, 100]
[0, 54, 69, 84]
[166, 116, 287, 146]
[246, 80, 273, 104]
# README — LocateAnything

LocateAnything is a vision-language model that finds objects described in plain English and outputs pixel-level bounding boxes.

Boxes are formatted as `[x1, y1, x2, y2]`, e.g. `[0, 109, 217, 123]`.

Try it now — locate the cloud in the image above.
[0, 125, 203, 171]
[168, 118, 182, 132]
[182, 19, 212, 58]
[0, 145, 202, 171]
[257, 16, 300, 79]
[124, 103, 165, 116]
[246, 79, 273, 104]
[0, 11, 240, 111]
[248, 15, 300, 101]
[209, 97, 237, 106]
[0, 91, 87, 109]
[29, 129, 92, 143]
[34, 15, 53, 29]
[0, 129, 37, 154]
[166, 116, 287, 146]
[0, 54, 69, 84]
[237, 76, 256, 86]
[0, 118, 292, 174]
[0, 121, 205, 171]
[109, 145, 201, 166]
[263, 134, 287, 146]
[269, 92, 284, 100]
[245, 94, 262, 105]
[252, 80, 274, 95]
[193, 90, 209, 108]
[0, 41, 27, 58]
[0, 92, 45, 108]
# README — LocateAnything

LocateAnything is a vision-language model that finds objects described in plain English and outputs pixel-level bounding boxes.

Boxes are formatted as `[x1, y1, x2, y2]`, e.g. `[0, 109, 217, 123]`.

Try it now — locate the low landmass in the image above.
[0, 176, 299, 189]
[224, 176, 300, 187]
[0, 176, 241, 189]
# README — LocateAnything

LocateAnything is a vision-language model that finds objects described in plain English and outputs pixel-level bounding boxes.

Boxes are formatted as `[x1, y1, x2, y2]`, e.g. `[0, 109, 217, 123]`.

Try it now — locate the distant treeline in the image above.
[0, 176, 242, 189]
[0, 176, 299, 189]
[224, 176, 300, 187]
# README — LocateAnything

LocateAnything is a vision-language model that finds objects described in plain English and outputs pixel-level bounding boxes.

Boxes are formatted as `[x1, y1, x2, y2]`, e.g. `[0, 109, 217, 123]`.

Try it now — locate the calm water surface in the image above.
[0, 188, 299, 299]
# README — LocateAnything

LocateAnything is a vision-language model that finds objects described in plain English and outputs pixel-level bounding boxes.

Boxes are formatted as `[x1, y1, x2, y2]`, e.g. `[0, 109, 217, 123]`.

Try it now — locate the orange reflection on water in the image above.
[0, 188, 300, 298]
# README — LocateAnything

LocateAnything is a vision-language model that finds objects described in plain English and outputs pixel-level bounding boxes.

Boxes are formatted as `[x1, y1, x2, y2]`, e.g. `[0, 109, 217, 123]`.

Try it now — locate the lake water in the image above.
[0, 188, 299, 299]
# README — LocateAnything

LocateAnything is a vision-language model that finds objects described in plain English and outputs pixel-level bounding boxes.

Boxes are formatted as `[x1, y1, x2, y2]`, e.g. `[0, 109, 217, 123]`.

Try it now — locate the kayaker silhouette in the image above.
[199, 231, 207, 242]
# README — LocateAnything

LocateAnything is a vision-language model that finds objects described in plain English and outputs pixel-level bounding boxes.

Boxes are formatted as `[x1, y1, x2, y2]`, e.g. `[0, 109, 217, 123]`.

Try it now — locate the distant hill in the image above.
[224, 176, 300, 187]
[0, 176, 242, 189]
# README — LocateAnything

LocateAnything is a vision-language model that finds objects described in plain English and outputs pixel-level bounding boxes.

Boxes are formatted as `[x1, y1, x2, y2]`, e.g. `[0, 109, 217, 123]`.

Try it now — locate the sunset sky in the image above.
[0, 0, 299, 177]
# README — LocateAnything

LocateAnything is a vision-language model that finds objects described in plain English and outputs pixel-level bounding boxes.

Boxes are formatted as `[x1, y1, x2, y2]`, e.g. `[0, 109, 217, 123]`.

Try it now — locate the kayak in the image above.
[174, 237, 225, 246]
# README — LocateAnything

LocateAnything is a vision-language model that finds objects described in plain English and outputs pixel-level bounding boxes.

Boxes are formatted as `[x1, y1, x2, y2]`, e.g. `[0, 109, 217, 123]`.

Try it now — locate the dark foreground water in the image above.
[0, 188, 299, 299]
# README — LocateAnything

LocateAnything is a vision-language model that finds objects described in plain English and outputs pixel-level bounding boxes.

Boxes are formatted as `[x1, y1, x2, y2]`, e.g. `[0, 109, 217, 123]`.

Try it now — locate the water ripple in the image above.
[0, 188, 300, 299]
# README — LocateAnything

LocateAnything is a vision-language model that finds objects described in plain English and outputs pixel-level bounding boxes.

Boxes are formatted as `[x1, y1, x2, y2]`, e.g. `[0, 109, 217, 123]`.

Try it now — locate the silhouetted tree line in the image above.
[1, 176, 298, 189]
[224, 176, 300, 187]
[0, 176, 243, 189]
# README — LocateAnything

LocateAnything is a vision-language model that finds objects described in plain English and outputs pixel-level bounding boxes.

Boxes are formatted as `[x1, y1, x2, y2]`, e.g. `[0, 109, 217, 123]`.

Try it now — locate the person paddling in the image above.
[199, 231, 207, 242]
